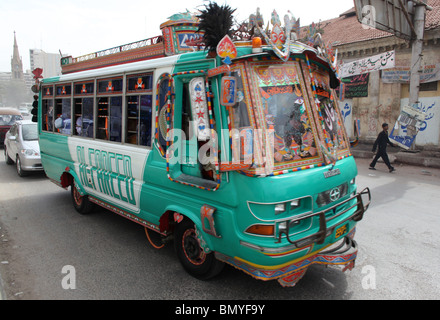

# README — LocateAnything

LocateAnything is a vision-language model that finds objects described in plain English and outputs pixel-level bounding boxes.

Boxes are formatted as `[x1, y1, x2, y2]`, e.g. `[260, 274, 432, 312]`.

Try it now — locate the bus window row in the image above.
[41, 74, 153, 147]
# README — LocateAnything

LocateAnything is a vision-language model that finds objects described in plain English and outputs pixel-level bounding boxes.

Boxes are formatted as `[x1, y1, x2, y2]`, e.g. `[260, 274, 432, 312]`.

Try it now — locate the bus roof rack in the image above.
[60, 14, 204, 75]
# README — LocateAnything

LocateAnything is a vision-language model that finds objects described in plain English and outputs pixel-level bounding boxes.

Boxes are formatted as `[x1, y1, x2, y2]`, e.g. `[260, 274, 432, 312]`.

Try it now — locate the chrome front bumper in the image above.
[216, 188, 371, 287]
[216, 233, 359, 287]
[276, 188, 371, 248]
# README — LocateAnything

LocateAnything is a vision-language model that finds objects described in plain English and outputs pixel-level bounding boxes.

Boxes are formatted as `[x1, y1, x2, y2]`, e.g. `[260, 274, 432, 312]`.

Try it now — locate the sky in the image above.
[0, 0, 355, 72]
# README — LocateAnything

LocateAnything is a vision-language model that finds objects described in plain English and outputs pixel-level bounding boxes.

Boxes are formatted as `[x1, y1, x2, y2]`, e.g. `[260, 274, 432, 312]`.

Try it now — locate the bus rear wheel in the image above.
[71, 182, 95, 214]
[174, 219, 224, 280]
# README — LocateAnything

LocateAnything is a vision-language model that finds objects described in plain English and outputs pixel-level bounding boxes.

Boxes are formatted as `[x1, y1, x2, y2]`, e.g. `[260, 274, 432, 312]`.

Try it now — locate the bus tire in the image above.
[71, 182, 94, 215]
[174, 219, 224, 280]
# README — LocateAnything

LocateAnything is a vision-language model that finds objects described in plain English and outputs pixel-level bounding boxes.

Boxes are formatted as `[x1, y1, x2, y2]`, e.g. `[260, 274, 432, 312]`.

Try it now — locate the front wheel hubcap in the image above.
[182, 228, 206, 266]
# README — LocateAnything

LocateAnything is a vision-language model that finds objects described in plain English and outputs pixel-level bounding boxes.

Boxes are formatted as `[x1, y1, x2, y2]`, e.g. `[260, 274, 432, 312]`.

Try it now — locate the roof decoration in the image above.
[247, 8, 337, 76]
[248, 8, 300, 62]
[216, 35, 237, 65]
[197, 2, 236, 57]
[167, 10, 198, 22]
[60, 5, 339, 77]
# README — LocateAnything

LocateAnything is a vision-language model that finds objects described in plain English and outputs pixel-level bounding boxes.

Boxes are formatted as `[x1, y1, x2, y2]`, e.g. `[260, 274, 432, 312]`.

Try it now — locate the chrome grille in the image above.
[316, 183, 348, 208]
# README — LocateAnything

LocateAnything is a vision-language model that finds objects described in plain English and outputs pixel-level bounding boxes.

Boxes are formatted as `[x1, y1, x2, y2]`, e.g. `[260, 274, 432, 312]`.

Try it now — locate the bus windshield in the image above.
[230, 60, 343, 175]
[254, 62, 319, 166]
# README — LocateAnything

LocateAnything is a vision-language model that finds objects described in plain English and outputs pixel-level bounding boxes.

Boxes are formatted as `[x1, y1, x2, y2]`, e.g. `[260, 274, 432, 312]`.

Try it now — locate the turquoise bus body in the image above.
[38, 44, 370, 287]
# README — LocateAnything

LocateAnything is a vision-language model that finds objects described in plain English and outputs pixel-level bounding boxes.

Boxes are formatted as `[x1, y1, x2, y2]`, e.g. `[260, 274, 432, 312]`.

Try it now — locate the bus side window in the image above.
[109, 96, 122, 142]
[42, 99, 53, 132]
[54, 98, 71, 134]
[156, 75, 171, 154]
[126, 95, 152, 147]
[97, 97, 109, 140]
[82, 98, 94, 138]
[139, 95, 152, 147]
[97, 96, 122, 141]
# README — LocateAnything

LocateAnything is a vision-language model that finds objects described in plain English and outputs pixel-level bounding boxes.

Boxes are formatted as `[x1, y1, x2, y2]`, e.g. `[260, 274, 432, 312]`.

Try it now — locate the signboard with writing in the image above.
[382, 63, 440, 84]
[399, 97, 439, 147]
[339, 51, 395, 78]
[336, 74, 370, 99]
[389, 105, 427, 149]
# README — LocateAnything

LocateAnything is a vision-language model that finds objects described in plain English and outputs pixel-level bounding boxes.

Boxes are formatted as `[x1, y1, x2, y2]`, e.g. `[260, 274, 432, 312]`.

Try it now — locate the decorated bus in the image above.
[34, 4, 370, 287]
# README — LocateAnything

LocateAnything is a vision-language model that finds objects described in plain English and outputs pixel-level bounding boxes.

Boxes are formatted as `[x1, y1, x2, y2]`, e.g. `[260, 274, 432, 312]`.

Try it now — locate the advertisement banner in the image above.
[382, 63, 440, 84]
[339, 50, 395, 78]
[389, 106, 427, 150]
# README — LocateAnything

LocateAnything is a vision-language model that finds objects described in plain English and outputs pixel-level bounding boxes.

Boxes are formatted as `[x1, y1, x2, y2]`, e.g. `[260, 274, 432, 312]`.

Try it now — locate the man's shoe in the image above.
[369, 167, 376, 170]
[389, 167, 396, 173]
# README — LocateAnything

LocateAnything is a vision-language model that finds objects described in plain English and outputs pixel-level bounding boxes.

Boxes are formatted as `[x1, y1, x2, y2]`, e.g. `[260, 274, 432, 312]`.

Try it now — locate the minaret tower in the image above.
[11, 31, 24, 81]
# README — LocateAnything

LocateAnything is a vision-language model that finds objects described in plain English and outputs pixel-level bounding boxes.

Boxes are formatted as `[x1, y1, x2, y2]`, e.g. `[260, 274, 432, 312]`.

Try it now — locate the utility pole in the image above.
[409, 1, 427, 107]
[408, 0, 431, 149]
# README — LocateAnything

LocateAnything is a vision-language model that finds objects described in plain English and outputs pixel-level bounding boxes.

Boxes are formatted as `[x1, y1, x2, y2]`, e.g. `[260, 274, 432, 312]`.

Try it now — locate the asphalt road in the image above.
[0, 150, 439, 300]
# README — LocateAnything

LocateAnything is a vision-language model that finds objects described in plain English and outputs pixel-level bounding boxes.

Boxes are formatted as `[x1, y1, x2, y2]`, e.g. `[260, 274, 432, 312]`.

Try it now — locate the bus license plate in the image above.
[335, 224, 348, 239]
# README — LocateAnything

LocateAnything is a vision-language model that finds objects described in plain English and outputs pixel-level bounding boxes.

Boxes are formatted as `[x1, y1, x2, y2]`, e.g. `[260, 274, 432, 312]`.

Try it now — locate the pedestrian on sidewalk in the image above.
[370, 123, 396, 173]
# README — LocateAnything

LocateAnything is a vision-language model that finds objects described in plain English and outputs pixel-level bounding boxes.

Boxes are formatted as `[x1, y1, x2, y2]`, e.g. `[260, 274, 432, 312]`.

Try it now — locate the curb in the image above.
[352, 149, 440, 169]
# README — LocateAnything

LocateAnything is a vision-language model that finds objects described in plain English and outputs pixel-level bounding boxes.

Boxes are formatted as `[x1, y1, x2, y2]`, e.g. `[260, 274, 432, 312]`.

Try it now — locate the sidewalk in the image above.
[351, 143, 440, 169]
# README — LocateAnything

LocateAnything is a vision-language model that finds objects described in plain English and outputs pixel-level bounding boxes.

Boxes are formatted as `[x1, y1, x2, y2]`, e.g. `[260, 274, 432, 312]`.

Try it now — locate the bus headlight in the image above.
[275, 203, 286, 214]
[290, 199, 300, 209]
[275, 200, 300, 215]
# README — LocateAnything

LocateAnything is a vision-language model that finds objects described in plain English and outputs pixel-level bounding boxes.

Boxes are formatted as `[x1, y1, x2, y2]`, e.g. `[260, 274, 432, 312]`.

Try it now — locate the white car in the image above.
[4, 120, 43, 177]
[18, 107, 30, 117]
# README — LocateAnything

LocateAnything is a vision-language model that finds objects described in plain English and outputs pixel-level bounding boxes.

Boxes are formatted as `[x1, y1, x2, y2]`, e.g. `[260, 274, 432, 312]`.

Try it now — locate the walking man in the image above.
[370, 123, 396, 173]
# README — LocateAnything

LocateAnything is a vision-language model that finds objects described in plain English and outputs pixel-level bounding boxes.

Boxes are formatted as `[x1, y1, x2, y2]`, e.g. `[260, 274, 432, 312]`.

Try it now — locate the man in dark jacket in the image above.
[370, 123, 396, 173]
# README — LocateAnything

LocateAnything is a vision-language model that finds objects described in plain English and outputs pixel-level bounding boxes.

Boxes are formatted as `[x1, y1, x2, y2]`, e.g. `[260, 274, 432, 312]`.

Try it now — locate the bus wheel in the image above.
[71, 182, 94, 215]
[174, 219, 224, 280]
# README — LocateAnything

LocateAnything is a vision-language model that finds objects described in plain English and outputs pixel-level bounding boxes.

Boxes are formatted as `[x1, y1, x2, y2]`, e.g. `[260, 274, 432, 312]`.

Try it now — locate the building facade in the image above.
[319, 0, 440, 150]
[29, 49, 62, 78]
[0, 34, 56, 107]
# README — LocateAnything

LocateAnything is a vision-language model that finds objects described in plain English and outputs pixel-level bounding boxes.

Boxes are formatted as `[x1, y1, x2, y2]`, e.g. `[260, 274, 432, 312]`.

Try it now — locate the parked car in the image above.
[19, 106, 30, 117]
[4, 120, 43, 177]
[0, 108, 23, 146]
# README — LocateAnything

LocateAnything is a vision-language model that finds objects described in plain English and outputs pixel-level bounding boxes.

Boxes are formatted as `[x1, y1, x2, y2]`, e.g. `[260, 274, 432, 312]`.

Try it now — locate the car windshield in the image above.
[0, 114, 22, 126]
[22, 123, 39, 141]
